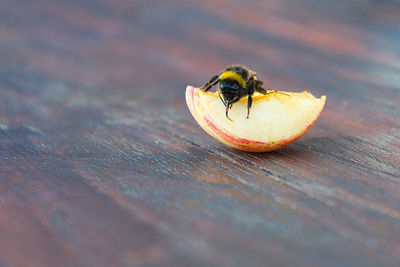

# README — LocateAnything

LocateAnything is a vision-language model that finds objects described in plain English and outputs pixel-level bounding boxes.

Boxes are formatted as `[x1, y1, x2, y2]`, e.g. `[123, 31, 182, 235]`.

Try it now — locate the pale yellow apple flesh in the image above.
[186, 85, 326, 152]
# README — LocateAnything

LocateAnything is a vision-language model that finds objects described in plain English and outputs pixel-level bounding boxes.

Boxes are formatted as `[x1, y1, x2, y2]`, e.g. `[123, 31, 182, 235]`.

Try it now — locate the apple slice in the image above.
[186, 85, 326, 152]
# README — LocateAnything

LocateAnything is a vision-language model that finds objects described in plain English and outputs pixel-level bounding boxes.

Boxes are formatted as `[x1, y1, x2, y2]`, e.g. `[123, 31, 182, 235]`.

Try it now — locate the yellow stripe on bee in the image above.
[219, 71, 246, 87]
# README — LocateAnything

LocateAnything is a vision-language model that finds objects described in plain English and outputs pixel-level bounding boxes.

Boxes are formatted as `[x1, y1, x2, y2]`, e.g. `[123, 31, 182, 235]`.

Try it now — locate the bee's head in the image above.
[220, 79, 241, 91]
[219, 70, 246, 93]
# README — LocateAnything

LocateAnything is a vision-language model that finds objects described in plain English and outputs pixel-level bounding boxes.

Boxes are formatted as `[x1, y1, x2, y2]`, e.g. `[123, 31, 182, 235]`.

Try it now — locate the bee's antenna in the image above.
[218, 92, 227, 106]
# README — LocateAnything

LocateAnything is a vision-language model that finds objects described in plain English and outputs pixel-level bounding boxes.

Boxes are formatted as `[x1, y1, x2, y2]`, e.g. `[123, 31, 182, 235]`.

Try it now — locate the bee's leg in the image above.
[247, 94, 252, 119]
[252, 77, 290, 96]
[266, 90, 291, 97]
[257, 87, 267, 94]
[201, 74, 220, 91]
[277, 91, 291, 97]
[254, 79, 267, 94]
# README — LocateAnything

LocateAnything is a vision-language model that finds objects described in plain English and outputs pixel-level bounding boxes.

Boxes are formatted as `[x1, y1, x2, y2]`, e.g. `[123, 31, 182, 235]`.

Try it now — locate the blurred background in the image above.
[2, 0, 400, 104]
[1, 0, 400, 266]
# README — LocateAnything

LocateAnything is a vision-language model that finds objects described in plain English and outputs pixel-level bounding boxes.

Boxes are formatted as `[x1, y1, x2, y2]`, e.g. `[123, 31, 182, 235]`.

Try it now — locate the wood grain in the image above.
[0, 0, 399, 266]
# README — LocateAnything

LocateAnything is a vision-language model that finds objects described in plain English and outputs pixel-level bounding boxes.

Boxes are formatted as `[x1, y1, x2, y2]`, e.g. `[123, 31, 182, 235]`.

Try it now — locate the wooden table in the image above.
[1, 0, 399, 266]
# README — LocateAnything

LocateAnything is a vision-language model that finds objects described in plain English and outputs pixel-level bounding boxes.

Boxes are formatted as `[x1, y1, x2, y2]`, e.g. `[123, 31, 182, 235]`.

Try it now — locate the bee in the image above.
[201, 64, 274, 121]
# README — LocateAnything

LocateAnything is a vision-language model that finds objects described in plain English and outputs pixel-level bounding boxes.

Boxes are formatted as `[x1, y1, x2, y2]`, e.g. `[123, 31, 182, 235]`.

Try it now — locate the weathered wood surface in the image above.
[0, 0, 399, 266]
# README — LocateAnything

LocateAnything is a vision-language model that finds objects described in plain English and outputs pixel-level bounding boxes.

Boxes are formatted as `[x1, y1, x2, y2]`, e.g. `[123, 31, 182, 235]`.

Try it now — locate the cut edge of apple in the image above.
[186, 85, 326, 152]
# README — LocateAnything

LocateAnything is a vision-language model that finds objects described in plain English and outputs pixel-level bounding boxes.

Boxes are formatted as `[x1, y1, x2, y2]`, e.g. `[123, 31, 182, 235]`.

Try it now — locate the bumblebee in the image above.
[201, 64, 272, 120]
